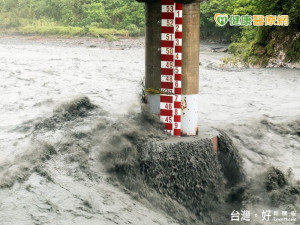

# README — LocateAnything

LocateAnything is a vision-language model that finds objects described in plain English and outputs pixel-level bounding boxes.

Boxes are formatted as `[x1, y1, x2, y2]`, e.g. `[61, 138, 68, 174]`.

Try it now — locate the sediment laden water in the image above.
[0, 37, 299, 225]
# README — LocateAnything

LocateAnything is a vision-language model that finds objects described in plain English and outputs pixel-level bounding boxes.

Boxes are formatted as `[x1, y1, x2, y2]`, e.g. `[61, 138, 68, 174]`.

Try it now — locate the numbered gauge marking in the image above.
[160, 1, 182, 136]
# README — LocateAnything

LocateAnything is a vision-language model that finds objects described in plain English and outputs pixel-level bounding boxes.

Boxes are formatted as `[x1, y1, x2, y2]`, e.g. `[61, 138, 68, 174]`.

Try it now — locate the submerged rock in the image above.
[210, 47, 228, 52]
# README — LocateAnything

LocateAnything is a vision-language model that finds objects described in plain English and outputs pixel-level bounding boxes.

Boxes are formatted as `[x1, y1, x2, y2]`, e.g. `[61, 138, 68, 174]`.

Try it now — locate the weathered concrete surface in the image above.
[181, 3, 200, 95]
[145, 2, 161, 90]
[100, 107, 247, 224]
[138, 135, 226, 219]
[134, 130, 247, 223]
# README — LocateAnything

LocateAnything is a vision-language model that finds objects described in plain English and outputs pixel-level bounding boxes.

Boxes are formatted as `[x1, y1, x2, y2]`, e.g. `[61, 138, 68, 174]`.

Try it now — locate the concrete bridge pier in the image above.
[140, 0, 201, 136]
[132, 1, 246, 221]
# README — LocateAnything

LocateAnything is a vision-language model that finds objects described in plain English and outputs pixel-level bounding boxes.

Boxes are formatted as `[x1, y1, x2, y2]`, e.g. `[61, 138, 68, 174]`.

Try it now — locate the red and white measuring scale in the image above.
[160, 0, 183, 136]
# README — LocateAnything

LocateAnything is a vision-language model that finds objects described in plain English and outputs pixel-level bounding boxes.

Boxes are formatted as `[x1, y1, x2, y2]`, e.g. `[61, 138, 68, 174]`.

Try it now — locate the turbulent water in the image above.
[0, 36, 299, 225]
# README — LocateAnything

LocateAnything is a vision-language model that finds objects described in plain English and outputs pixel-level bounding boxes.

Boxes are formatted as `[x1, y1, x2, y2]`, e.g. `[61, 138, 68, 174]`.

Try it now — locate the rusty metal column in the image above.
[181, 3, 200, 136]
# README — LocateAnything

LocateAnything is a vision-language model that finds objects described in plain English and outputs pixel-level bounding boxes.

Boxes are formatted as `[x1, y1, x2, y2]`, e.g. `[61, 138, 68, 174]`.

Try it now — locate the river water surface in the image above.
[0, 36, 299, 225]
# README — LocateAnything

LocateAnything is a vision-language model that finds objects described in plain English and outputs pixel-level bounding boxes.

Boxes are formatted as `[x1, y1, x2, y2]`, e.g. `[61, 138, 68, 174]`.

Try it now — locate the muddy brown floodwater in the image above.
[0, 36, 299, 225]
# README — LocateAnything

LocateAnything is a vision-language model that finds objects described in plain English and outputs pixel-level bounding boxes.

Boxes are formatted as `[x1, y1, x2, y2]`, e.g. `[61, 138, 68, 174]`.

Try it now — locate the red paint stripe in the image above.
[161, 54, 173, 61]
[161, 68, 173, 75]
[174, 115, 181, 122]
[161, 26, 174, 34]
[162, 0, 174, 5]
[174, 129, 181, 136]
[175, 88, 181, 94]
[165, 123, 172, 130]
[161, 82, 173, 89]
[160, 95, 173, 103]
[160, 109, 172, 116]
[175, 74, 181, 80]
[161, 40, 174, 47]
[161, 13, 174, 20]
[175, 60, 182, 67]
[175, 46, 182, 52]
[160, 2, 182, 136]
[175, 32, 182, 39]
[174, 101, 181, 109]
[175, 18, 182, 24]
[175, 4, 183, 10]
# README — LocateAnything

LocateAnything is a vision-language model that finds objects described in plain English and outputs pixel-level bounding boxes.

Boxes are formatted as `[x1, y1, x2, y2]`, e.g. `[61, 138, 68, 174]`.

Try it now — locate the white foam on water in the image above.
[0, 37, 299, 224]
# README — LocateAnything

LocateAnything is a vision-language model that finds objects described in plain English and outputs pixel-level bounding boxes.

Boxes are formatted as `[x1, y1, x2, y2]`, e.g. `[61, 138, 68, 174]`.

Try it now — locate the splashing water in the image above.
[0, 37, 299, 224]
